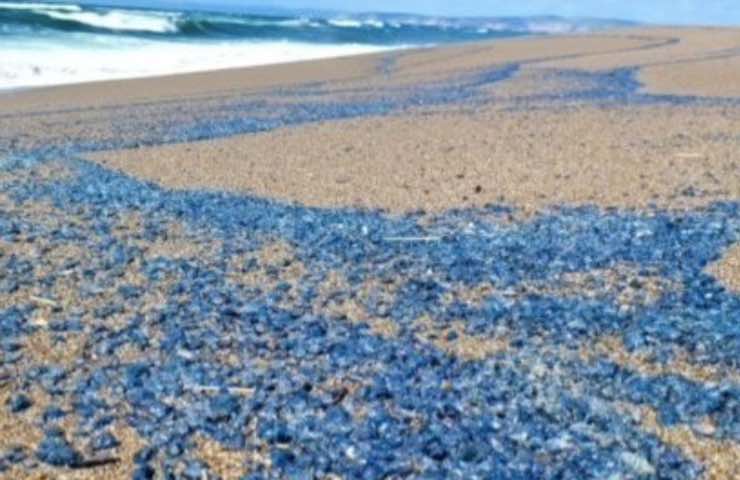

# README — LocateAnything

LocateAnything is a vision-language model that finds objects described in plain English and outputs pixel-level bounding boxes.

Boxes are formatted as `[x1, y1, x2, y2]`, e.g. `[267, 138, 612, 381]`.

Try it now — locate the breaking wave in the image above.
[0, 1, 635, 89]
[0, 1, 634, 40]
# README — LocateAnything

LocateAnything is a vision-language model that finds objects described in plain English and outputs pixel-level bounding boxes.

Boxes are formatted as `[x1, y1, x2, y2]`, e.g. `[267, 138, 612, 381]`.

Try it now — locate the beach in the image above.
[1, 27, 740, 479]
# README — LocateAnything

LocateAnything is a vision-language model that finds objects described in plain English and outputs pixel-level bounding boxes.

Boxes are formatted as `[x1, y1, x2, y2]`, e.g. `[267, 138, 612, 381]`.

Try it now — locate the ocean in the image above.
[0, 1, 634, 89]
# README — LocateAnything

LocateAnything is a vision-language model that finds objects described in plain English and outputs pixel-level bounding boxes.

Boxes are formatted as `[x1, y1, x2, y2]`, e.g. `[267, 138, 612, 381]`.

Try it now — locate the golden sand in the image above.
[2, 28, 738, 215]
[707, 243, 740, 293]
[641, 55, 740, 98]
[584, 336, 740, 385]
[194, 436, 249, 480]
[313, 271, 402, 339]
[414, 315, 510, 361]
[81, 27, 740, 215]
[635, 406, 740, 480]
[91, 104, 740, 214]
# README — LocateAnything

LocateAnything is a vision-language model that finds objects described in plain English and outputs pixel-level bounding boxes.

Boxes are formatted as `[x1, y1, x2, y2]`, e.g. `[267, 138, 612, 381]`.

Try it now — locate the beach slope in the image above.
[1, 27, 739, 479]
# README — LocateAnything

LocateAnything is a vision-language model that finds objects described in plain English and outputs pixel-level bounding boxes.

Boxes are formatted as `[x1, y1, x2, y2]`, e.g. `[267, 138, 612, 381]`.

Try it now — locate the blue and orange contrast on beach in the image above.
[1, 1, 739, 479]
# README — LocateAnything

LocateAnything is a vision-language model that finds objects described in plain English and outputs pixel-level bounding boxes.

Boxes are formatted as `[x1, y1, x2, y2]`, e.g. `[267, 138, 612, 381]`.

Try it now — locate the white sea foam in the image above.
[0, 1, 81, 12]
[364, 19, 385, 29]
[43, 9, 178, 33]
[211, 16, 319, 28]
[328, 18, 363, 28]
[0, 36, 395, 89]
[329, 18, 386, 29]
[524, 20, 584, 34]
[0, 1, 628, 90]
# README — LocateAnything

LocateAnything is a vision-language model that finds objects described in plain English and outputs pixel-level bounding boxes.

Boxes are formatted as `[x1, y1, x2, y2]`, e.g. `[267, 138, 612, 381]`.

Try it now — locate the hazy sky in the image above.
[241, 1, 736, 24]
[88, 1, 739, 25]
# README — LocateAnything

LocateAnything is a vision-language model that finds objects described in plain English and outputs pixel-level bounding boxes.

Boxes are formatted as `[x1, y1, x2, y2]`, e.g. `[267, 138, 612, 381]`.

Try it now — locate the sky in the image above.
[244, 1, 737, 25]
[85, 1, 739, 25]
[268, 0, 740, 24]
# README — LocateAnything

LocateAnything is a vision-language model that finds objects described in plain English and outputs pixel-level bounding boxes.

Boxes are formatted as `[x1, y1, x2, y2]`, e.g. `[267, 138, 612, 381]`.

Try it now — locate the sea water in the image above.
[0, 1, 633, 89]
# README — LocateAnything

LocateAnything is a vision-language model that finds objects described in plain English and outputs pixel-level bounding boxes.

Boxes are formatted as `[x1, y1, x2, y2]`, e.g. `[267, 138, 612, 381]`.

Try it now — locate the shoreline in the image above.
[0, 30, 633, 111]
[0, 42, 407, 94]
[0, 30, 567, 97]
[1, 24, 737, 101]
[2, 25, 738, 113]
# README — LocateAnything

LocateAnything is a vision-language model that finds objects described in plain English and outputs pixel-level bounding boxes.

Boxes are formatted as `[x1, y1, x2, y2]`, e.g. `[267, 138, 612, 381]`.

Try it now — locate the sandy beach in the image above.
[1, 27, 739, 479]
[4, 28, 740, 214]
